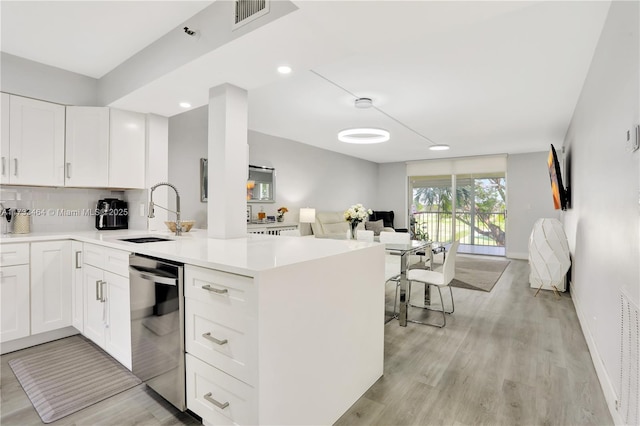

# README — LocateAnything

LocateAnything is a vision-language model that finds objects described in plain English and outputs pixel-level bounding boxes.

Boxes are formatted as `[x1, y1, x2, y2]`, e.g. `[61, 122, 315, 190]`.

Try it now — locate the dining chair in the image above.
[379, 231, 411, 319]
[356, 229, 374, 241]
[404, 240, 459, 327]
[279, 229, 301, 236]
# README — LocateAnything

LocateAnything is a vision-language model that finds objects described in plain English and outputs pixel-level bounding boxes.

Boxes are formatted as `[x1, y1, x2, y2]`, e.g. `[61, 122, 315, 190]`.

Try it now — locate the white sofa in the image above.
[311, 211, 394, 237]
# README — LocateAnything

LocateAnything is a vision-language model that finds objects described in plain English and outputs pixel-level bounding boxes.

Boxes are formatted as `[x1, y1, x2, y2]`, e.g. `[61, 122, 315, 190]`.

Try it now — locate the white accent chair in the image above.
[379, 231, 411, 318]
[279, 229, 301, 236]
[356, 229, 374, 241]
[405, 240, 460, 328]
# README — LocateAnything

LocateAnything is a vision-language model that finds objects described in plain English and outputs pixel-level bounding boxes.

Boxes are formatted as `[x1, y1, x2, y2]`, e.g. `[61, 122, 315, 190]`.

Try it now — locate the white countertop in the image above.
[0, 229, 379, 276]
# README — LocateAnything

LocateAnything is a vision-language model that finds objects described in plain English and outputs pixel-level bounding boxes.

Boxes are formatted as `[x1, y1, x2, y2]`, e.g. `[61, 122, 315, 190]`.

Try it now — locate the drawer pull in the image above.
[202, 332, 228, 345]
[203, 392, 229, 409]
[201, 284, 228, 294]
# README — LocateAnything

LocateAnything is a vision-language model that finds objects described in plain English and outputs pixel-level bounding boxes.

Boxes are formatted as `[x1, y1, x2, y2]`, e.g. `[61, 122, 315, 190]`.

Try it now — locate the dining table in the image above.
[383, 239, 433, 326]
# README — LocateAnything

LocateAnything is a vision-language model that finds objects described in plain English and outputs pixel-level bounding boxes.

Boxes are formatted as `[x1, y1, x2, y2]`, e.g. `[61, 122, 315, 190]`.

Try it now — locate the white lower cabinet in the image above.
[30, 241, 72, 334]
[1, 241, 76, 345]
[71, 241, 83, 332]
[184, 264, 257, 425]
[82, 243, 132, 370]
[186, 354, 257, 425]
[0, 260, 30, 342]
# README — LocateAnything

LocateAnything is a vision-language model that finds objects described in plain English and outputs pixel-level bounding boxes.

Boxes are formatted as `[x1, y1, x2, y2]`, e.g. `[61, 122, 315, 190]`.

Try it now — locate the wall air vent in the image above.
[233, 0, 269, 30]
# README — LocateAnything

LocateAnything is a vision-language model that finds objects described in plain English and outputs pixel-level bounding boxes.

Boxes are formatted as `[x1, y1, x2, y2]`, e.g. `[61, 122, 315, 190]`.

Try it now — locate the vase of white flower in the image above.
[344, 203, 372, 240]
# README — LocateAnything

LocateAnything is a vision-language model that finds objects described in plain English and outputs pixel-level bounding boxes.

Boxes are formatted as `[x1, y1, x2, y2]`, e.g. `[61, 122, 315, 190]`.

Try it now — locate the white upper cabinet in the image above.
[1, 93, 10, 185]
[65, 106, 109, 187]
[109, 108, 145, 189]
[8, 95, 65, 186]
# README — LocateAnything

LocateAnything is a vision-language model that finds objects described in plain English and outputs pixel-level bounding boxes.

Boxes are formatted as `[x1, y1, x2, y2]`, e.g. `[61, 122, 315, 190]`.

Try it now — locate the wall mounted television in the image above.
[548, 144, 568, 210]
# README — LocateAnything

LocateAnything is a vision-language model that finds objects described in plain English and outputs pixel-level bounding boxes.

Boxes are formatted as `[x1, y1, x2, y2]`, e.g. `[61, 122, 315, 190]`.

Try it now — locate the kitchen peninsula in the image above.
[0, 229, 385, 425]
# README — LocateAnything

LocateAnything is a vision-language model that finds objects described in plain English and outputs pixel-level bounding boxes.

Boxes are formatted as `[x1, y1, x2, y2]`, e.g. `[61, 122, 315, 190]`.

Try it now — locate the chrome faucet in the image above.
[148, 182, 182, 236]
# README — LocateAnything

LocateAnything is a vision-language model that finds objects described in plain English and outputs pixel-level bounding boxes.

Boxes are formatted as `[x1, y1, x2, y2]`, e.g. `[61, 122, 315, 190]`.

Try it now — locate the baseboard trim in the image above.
[0, 327, 79, 355]
[571, 288, 624, 425]
[506, 251, 528, 260]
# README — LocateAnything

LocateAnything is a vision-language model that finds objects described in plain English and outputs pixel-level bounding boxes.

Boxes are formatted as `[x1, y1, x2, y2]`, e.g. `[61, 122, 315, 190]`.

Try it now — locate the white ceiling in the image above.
[1, 1, 611, 163]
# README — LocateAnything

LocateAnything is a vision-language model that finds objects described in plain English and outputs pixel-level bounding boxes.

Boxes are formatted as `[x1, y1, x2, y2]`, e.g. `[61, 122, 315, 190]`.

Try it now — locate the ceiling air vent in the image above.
[233, 0, 270, 30]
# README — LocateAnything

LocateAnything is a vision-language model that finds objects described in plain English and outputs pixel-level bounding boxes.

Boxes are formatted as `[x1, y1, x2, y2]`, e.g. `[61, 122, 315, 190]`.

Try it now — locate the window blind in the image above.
[406, 154, 507, 177]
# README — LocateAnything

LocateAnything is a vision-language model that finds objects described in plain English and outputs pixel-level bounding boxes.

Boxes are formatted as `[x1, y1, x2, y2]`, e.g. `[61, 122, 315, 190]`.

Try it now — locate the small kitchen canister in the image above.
[13, 209, 31, 234]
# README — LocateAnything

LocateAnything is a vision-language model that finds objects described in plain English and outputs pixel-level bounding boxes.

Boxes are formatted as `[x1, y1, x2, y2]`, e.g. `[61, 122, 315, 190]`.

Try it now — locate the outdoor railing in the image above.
[412, 211, 506, 246]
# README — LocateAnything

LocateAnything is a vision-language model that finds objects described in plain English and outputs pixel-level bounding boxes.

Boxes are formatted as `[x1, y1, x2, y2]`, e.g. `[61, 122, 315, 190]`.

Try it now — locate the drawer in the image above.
[83, 243, 105, 269]
[83, 243, 130, 277]
[103, 247, 130, 277]
[0, 243, 29, 266]
[186, 298, 256, 385]
[184, 265, 253, 312]
[186, 353, 257, 425]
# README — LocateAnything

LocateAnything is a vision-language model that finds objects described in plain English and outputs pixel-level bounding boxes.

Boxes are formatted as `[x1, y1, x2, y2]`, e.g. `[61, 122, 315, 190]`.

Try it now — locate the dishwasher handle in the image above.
[129, 265, 178, 286]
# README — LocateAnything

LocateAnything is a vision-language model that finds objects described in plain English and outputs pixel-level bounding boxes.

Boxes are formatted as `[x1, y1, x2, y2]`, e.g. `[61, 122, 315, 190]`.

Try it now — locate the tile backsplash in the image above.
[0, 186, 148, 234]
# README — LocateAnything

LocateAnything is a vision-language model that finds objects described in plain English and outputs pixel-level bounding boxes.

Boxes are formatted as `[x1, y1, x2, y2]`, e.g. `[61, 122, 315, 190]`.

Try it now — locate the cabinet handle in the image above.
[202, 332, 228, 346]
[75, 251, 82, 269]
[13, 158, 17, 176]
[203, 392, 229, 410]
[96, 280, 102, 301]
[66, 162, 71, 179]
[1, 157, 5, 176]
[101, 281, 107, 302]
[201, 284, 228, 294]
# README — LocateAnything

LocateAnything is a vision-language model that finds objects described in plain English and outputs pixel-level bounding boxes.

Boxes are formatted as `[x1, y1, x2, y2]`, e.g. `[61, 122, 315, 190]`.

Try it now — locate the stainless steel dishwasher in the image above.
[129, 254, 185, 411]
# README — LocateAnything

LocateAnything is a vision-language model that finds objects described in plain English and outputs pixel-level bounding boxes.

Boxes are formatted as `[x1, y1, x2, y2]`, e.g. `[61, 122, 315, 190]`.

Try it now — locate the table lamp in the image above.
[299, 208, 316, 223]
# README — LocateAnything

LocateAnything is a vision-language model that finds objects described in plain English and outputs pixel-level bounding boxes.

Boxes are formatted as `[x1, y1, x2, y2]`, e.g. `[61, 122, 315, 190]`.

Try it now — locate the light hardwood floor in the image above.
[1, 258, 611, 425]
[336, 258, 612, 426]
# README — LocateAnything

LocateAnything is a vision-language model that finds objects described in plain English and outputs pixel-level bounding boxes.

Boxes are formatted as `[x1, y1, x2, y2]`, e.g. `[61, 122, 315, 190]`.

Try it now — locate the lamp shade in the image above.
[299, 208, 316, 223]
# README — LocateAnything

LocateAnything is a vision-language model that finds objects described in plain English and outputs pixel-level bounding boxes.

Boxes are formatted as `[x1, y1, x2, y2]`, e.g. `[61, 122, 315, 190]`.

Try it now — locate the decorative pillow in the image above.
[365, 220, 385, 236]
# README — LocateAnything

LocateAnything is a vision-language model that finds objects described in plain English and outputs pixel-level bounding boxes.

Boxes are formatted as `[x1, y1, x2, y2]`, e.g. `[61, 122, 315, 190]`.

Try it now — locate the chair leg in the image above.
[448, 285, 455, 314]
[402, 281, 459, 328]
[436, 286, 446, 327]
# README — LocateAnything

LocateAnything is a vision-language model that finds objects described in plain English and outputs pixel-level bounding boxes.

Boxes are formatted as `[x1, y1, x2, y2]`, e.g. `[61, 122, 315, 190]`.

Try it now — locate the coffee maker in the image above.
[95, 198, 128, 230]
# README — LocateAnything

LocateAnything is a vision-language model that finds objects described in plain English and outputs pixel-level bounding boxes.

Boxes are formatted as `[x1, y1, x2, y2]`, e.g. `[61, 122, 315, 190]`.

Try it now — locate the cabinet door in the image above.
[9, 95, 65, 186]
[109, 108, 145, 189]
[104, 271, 132, 370]
[30, 241, 72, 335]
[1, 93, 10, 185]
[0, 264, 30, 342]
[83, 264, 105, 347]
[71, 241, 84, 332]
[65, 106, 109, 187]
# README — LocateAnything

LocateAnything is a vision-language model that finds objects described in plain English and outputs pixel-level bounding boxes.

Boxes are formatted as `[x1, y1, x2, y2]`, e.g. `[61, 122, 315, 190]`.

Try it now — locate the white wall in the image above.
[506, 152, 560, 259]
[167, 106, 208, 227]
[167, 106, 380, 230]
[1, 53, 99, 106]
[562, 1, 639, 422]
[377, 163, 409, 229]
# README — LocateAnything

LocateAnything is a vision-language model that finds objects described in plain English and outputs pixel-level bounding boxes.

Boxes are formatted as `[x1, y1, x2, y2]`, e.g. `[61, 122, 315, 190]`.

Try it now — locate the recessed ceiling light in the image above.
[338, 128, 390, 144]
[179, 102, 191, 108]
[429, 144, 450, 151]
[354, 98, 373, 109]
[277, 65, 292, 74]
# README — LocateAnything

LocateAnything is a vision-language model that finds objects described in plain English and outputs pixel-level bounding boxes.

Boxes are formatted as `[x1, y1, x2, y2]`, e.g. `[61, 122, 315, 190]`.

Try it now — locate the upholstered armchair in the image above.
[368, 211, 408, 233]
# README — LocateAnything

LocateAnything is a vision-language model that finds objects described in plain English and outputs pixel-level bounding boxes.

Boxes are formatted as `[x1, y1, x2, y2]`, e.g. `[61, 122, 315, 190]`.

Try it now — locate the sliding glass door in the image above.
[410, 173, 506, 253]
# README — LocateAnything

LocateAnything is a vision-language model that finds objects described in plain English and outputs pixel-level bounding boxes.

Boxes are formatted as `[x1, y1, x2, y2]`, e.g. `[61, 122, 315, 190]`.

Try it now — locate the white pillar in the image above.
[207, 84, 248, 239]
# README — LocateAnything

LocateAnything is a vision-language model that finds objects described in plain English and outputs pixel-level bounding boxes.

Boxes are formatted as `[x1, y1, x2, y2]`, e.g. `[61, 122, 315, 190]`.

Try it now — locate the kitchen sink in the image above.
[120, 236, 173, 244]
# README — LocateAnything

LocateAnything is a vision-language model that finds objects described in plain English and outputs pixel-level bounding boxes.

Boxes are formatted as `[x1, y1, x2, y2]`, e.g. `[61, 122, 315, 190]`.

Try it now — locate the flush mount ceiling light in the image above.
[277, 65, 292, 74]
[338, 128, 390, 144]
[309, 70, 452, 152]
[429, 144, 450, 151]
[179, 102, 191, 108]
